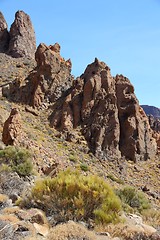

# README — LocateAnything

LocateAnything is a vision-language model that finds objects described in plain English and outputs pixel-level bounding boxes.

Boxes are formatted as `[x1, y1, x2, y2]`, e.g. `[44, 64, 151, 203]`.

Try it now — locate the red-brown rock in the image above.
[3, 43, 73, 108]
[2, 108, 23, 145]
[23, 43, 73, 107]
[50, 58, 157, 161]
[115, 75, 156, 161]
[8, 11, 36, 58]
[148, 115, 160, 152]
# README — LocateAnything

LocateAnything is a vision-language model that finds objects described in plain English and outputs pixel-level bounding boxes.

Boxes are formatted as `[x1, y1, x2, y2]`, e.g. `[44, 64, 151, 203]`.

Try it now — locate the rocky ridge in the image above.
[50, 58, 157, 162]
[2, 42, 73, 108]
[141, 105, 160, 119]
[4, 55, 157, 162]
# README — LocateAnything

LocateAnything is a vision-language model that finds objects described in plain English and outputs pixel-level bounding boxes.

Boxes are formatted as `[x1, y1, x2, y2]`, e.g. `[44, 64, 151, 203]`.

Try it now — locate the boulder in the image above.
[2, 108, 23, 146]
[8, 10, 36, 58]
[0, 12, 10, 52]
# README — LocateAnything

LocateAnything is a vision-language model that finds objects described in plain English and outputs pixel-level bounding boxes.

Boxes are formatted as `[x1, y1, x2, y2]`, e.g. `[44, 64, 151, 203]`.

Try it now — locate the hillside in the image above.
[141, 105, 160, 118]
[0, 10, 160, 240]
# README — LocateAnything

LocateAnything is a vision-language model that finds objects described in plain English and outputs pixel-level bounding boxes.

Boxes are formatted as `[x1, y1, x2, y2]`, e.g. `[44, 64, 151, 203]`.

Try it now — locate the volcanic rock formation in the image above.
[0, 12, 10, 52]
[27, 43, 73, 107]
[8, 10, 36, 58]
[115, 75, 157, 161]
[0, 11, 36, 58]
[50, 58, 157, 161]
[2, 108, 23, 146]
[148, 115, 160, 133]
[148, 115, 160, 152]
[0, 9, 158, 162]
[4, 43, 73, 107]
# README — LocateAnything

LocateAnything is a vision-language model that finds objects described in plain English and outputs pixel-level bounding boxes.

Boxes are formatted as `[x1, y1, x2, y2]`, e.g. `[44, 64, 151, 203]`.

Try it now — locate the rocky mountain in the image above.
[0, 10, 36, 58]
[141, 105, 160, 118]
[0, 10, 160, 240]
[3, 56, 158, 162]
[50, 59, 157, 162]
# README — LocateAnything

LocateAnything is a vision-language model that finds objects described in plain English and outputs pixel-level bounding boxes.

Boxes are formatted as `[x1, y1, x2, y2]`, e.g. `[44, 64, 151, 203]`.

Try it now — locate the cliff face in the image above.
[50, 58, 157, 162]
[27, 43, 73, 107]
[4, 43, 73, 107]
[141, 106, 160, 152]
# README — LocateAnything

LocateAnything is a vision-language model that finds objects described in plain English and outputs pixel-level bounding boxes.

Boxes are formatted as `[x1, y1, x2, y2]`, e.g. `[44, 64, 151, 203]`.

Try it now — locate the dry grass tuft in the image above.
[47, 221, 97, 240]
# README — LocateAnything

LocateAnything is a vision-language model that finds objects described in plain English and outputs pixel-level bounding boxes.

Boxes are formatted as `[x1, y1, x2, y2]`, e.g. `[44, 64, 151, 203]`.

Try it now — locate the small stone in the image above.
[33, 223, 49, 237]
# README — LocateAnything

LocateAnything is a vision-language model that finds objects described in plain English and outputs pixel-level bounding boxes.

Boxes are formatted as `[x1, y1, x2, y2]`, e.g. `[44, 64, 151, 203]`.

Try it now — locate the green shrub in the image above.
[80, 163, 89, 171]
[21, 169, 122, 224]
[0, 146, 33, 177]
[116, 186, 150, 213]
[107, 174, 124, 184]
[69, 154, 77, 162]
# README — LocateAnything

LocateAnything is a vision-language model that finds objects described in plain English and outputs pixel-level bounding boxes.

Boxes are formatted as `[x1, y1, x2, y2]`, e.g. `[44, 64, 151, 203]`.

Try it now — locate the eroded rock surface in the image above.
[28, 43, 73, 107]
[8, 11, 36, 58]
[148, 115, 160, 133]
[0, 12, 10, 52]
[115, 75, 156, 161]
[5, 43, 73, 107]
[50, 58, 157, 161]
[148, 115, 160, 152]
[2, 108, 23, 145]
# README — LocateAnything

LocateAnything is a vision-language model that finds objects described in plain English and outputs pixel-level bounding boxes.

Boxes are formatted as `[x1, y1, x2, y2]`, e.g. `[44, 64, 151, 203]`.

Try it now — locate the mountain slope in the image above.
[141, 105, 160, 118]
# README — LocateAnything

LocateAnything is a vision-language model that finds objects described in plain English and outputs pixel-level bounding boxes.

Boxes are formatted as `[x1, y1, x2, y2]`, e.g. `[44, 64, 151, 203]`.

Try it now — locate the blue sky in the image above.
[1, 0, 160, 107]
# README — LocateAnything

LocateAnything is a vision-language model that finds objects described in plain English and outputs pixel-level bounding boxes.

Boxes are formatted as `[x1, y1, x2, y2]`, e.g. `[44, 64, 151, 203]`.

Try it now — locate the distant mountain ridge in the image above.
[141, 105, 160, 118]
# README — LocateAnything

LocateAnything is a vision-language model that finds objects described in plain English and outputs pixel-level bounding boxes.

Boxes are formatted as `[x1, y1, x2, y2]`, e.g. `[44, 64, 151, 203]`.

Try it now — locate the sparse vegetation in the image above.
[0, 146, 33, 177]
[69, 153, 77, 162]
[80, 163, 89, 171]
[142, 209, 160, 229]
[107, 174, 124, 184]
[116, 186, 150, 213]
[20, 169, 122, 224]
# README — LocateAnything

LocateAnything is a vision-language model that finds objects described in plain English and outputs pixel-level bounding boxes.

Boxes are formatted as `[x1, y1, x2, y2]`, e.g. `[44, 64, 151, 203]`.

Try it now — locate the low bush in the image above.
[21, 169, 122, 224]
[0, 146, 33, 177]
[116, 186, 150, 213]
[69, 154, 77, 162]
[80, 163, 89, 171]
[107, 174, 124, 184]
